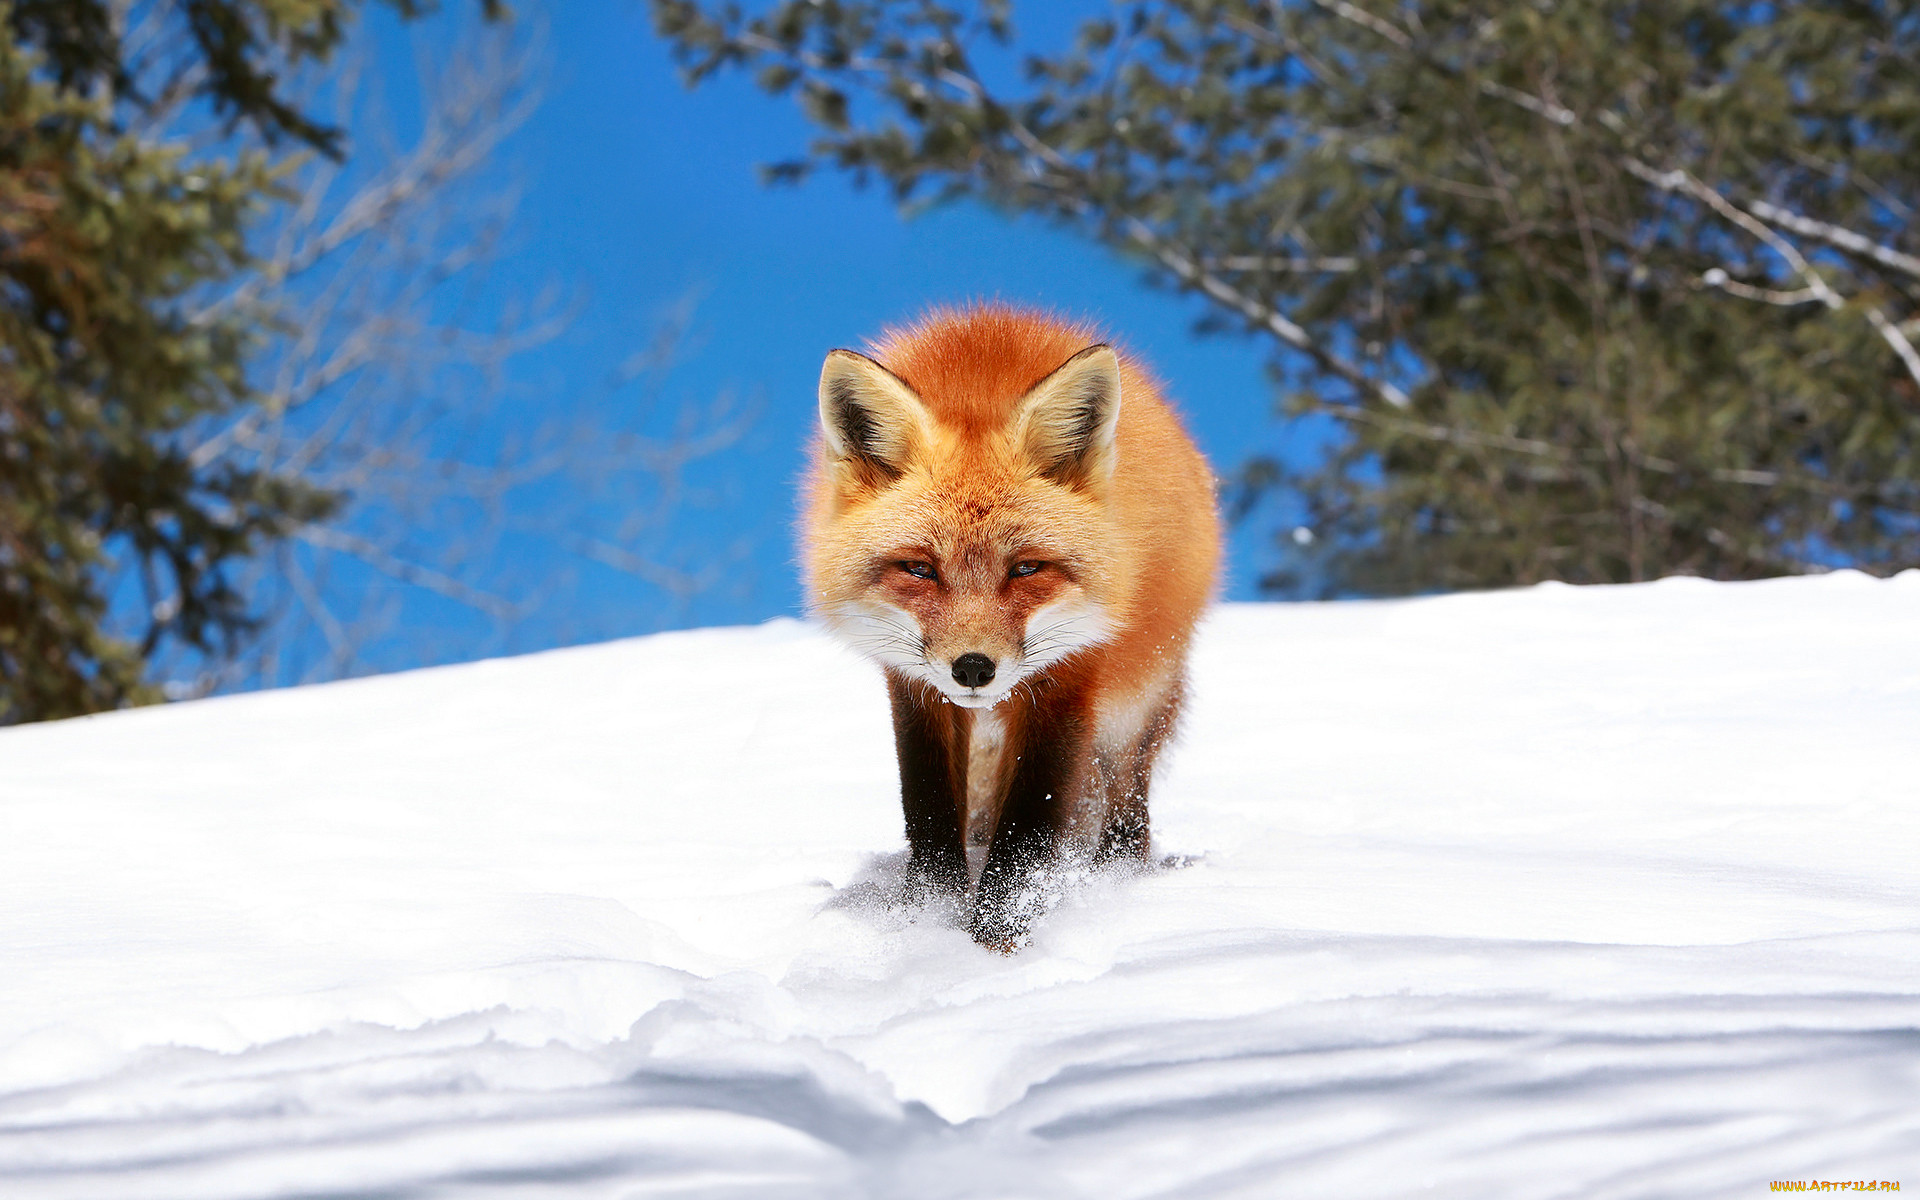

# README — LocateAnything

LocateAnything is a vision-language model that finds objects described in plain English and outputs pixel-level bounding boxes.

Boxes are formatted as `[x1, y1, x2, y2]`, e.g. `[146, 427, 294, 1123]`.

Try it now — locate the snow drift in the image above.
[1, 573, 1917, 1198]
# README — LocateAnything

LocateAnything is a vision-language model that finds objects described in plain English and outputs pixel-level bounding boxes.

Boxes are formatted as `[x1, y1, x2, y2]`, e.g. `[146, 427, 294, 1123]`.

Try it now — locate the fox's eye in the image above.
[898, 561, 938, 580]
[1009, 560, 1045, 578]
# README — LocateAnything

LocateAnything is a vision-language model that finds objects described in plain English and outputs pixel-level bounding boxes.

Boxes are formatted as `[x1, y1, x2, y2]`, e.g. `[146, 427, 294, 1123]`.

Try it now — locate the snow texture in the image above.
[2, 572, 1918, 1197]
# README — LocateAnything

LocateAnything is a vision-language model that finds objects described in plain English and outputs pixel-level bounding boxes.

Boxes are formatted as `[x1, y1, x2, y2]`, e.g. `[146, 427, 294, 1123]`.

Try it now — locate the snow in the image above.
[2, 572, 1918, 1197]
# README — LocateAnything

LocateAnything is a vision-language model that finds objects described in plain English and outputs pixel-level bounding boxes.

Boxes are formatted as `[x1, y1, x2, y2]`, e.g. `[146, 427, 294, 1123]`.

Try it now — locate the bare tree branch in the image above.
[1323, 404, 1567, 457]
[1865, 307, 1920, 392]
[1700, 269, 1824, 307]
[1300, 0, 1920, 329]
[1205, 254, 1362, 273]
[1744, 198, 1920, 283]
[1623, 160, 1842, 309]
[295, 526, 522, 619]
[735, 23, 1413, 409]
[1120, 216, 1413, 407]
[138, 16, 755, 695]
[1625, 159, 1920, 396]
[1305, 0, 1410, 49]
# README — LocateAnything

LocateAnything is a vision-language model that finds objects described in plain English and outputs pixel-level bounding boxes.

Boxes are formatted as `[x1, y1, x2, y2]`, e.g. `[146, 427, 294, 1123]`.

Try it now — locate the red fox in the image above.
[805, 305, 1220, 950]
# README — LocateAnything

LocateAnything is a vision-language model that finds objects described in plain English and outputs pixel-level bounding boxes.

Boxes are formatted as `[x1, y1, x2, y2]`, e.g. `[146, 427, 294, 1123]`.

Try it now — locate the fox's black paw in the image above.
[967, 906, 1028, 955]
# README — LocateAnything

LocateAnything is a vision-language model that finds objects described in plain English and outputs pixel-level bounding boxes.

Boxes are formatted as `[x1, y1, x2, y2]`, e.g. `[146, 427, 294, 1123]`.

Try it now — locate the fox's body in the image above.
[805, 306, 1219, 949]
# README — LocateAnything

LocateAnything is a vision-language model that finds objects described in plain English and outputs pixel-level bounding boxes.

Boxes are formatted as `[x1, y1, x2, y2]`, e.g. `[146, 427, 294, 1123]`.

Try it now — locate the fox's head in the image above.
[807, 341, 1126, 709]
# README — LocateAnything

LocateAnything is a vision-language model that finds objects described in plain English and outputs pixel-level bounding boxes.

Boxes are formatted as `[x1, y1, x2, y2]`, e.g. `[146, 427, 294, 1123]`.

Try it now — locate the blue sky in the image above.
[337, 1, 1319, 672]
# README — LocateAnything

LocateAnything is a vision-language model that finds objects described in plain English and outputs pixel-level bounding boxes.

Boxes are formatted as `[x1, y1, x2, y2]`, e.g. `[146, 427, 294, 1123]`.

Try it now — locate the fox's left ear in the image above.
[1015, 344, 1122, 489]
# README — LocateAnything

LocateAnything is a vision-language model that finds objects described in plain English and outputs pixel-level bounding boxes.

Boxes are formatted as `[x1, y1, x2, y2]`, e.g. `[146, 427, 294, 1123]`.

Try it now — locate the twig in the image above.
[295, 526, 523, 619]
[1700, 269, 1823, 307]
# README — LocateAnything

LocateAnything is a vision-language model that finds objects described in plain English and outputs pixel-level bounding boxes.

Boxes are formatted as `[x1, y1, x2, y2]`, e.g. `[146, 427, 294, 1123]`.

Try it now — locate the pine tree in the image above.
[0, 1, 494, 723]
[655, 0, 1920, 594]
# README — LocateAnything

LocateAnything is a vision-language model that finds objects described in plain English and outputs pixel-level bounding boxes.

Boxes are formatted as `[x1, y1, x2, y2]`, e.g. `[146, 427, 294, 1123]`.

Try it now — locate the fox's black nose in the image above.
[952, 653, 996, 689]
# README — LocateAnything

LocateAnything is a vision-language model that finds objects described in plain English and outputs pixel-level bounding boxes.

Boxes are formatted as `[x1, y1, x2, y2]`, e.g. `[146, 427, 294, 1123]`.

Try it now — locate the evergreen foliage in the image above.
[0, 2, 487, 723]
[655, 0, 1920, 593]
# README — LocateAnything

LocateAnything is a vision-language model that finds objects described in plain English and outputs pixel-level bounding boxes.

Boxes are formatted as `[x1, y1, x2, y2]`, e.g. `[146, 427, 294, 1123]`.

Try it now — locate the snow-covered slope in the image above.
[2, 573, 1917, 1198]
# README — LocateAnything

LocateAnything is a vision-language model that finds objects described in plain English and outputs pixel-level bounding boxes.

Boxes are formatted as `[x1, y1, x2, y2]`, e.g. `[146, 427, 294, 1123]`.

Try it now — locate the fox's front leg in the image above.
[970, 696, 1090, 951]
[887, 673, 969, 900]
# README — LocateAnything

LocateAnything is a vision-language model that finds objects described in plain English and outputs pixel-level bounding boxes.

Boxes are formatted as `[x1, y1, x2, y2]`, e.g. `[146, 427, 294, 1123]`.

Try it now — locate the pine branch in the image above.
[731, 20, 1412, 409]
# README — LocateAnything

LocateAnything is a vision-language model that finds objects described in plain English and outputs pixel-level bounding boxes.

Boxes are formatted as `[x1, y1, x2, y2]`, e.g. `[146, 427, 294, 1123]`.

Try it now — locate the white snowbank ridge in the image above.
[2, 573, 1917, 1198]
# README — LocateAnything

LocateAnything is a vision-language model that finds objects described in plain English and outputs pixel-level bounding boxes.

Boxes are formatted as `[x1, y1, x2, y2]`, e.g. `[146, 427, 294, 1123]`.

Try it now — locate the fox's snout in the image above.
[950, 653, 997, 689]
[924, 614, 1023, 705]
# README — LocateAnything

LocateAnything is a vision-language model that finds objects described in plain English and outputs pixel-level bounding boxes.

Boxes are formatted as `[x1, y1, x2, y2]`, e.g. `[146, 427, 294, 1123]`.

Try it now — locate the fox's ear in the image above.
[1015, 344, 1122, 488]
[818, 349, 932, 480]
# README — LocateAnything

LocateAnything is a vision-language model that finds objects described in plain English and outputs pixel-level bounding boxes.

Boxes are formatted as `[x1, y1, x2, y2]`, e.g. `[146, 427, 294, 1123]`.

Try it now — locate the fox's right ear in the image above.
[818, 349, 931, 480]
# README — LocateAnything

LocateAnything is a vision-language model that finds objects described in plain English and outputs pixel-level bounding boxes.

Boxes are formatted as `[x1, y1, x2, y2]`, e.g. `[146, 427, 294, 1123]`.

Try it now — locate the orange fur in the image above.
[804, 304, 1220, 949]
